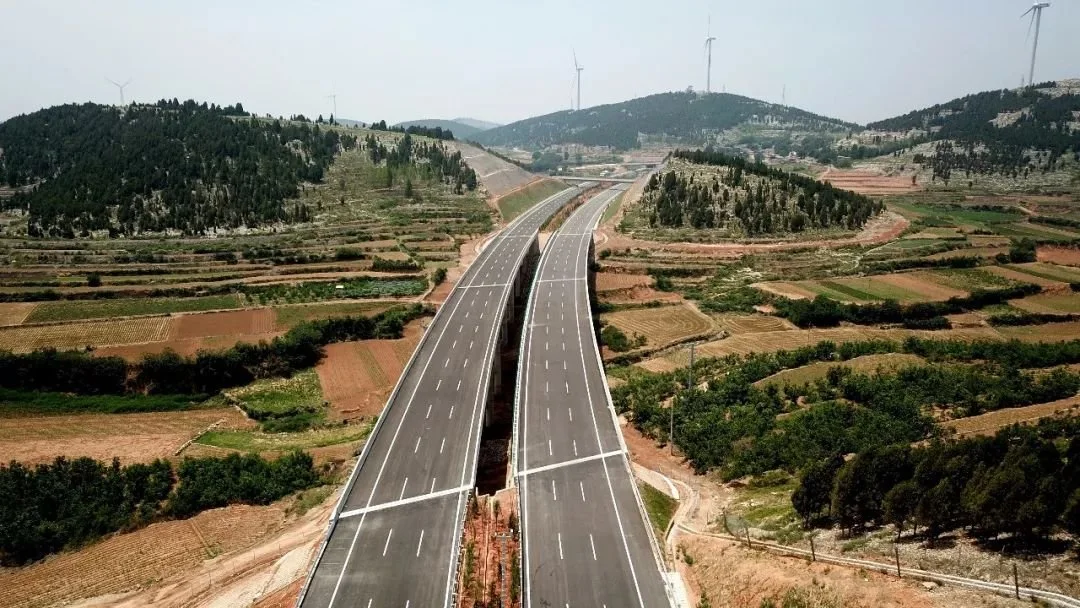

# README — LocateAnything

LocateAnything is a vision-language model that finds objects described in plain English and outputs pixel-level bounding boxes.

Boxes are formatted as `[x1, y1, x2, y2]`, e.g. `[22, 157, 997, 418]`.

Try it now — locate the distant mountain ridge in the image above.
[394, 118, 500, 139]
[471, 91, 859, 151]
[866, 79, 1080, 179]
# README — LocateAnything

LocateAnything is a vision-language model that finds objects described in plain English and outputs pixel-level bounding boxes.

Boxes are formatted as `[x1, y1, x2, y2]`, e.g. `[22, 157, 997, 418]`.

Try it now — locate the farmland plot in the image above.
[601, 304, 714, 354]
[942, 395, 1080, 437]
[0, 302, 35, 326]
[0, 407, 252, 465]
[0, 316, 173, 352]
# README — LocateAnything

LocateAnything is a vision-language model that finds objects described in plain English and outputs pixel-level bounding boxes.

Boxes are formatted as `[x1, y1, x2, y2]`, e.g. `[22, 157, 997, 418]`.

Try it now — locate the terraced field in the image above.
[601, 303, 715, 356]
[0, 316, 173, 352]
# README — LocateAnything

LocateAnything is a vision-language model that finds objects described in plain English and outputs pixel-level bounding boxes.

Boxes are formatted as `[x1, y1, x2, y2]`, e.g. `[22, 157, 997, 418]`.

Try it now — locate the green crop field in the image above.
[196, 423, 371, 452]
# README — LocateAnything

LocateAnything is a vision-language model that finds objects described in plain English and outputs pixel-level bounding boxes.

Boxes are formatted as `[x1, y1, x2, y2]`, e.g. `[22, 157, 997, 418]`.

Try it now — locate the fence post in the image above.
[745, 527, 752, 548]
[1013, 563, 1020, 599]
[809, 536, 815, 562]
[894, 546, 901, 578]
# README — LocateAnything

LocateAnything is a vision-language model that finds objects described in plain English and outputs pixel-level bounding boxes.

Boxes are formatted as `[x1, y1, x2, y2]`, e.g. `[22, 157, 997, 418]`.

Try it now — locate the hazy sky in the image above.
[1, 0, 1076, 127]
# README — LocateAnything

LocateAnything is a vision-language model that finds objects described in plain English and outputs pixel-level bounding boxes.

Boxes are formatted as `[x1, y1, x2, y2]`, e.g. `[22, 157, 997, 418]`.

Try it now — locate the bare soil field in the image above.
[752, 281, 817, 300]
[601, 304, 714, 358]
[172, 308, 276, 339]
[0, 408, 253, 465]
[595, 272, 653, 292]
[599, 286, 683, 305]
[820, 167, 921, 195]
[0, 502, 293, 608]
[316, 320, 422, 421]
[0, 302, 35, 326]
[712, 314, 796, 335]
[943, 395, 1080, 437]
[1038, 245, 1080, 266]
[0, 316, 173, 353]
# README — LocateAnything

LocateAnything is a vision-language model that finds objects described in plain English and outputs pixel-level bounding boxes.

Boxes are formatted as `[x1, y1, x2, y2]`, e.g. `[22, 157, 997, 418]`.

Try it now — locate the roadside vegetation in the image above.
[0, 451, 320, 565]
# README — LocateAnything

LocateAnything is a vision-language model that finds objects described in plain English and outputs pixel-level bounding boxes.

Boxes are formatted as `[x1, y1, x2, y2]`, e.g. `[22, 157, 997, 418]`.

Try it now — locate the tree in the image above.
[404, 178, 414, 199]
[883, 479, 918, 537]
[792, 454, 842, 527]
[86, 273, 102, 287]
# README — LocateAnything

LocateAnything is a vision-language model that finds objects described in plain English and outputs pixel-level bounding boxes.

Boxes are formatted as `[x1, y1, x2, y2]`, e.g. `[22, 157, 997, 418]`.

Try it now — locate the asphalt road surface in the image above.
[516, 186, 672, 608]
[299, 184, 583, 608]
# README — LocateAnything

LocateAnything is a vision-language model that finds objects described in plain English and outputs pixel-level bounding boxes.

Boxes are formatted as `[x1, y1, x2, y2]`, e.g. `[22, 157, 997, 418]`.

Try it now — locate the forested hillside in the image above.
[472, 91, 857, 150]
[867, 81, 1080, 181]
[394, 119, 484, 139]
[641, 149, 883, 235]
[0, 100, 354, 237]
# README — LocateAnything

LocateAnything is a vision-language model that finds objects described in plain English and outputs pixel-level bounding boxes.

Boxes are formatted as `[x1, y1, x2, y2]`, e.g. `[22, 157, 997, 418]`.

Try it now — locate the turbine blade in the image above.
[1025, 11, 1035, 44]
[122, 78, 132, 88]
[105, 77, 119, 87]
[1021, 6, 1034, 18]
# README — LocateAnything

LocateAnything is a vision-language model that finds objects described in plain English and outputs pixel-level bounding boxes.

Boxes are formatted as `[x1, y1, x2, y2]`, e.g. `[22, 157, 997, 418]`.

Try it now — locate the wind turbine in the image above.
[327, 93, 337, 118]
[105, 77, 132, 106]
[704, 16, 717, 94]
[573, 50, 584, 111]
[1021, 2, 1050, 87]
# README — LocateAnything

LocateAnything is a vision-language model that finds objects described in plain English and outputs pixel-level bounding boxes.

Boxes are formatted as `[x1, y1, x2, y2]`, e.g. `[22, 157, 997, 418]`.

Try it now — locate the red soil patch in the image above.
[316, 320, 423, 421]
[595, 272, 653, 292]
[172, 308, 276, 339]
[1038, 246, 1080, 266]
[600, 286, 683, 305]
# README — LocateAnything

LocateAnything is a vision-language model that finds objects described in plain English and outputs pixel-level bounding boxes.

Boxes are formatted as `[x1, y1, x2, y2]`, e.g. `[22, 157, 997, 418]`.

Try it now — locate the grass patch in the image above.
[926, 268, 1019, 291]
[601, 191, 626, 225]
[243, 277, 426, 306]
[497, 179, 568, 221]
[638, 481, 678, 538]
[25, 294, 242, 323]
[0, 388, 213, 416]
[289, 485, 335, 516]
[225, 369, 325, 431]
[196, 423, 371, 452]
[273, 301, 400, 329]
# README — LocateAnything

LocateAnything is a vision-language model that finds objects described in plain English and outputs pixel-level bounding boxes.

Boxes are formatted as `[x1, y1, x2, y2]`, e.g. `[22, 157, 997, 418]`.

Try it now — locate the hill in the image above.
[865, 79, 1080, 182]
[471, 91, 858, 151]
[395, 119, 488, 139]
[0, 100, 353, 237]
[453, 117, 500, 131]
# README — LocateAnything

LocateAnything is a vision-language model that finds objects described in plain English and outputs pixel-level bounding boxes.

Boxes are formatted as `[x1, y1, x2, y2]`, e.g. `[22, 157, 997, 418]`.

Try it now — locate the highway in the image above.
[298, 184, 584, 608]
[515, 186, 672, 608]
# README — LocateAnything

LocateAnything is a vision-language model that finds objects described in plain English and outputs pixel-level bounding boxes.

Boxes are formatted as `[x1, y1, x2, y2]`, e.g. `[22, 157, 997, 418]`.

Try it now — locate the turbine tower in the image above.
[1022, 1, 1051, 86]
[573, 51, 584, 111]
[105, 77, 132, 106]
[327, 94, 337, 118]
[704, 16, 717, 94]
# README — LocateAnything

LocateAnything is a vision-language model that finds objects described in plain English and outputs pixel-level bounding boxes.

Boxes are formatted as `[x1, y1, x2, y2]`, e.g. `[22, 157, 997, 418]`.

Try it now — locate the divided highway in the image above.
[515, 186, 673, 607]
[298, 184, 584, 608]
